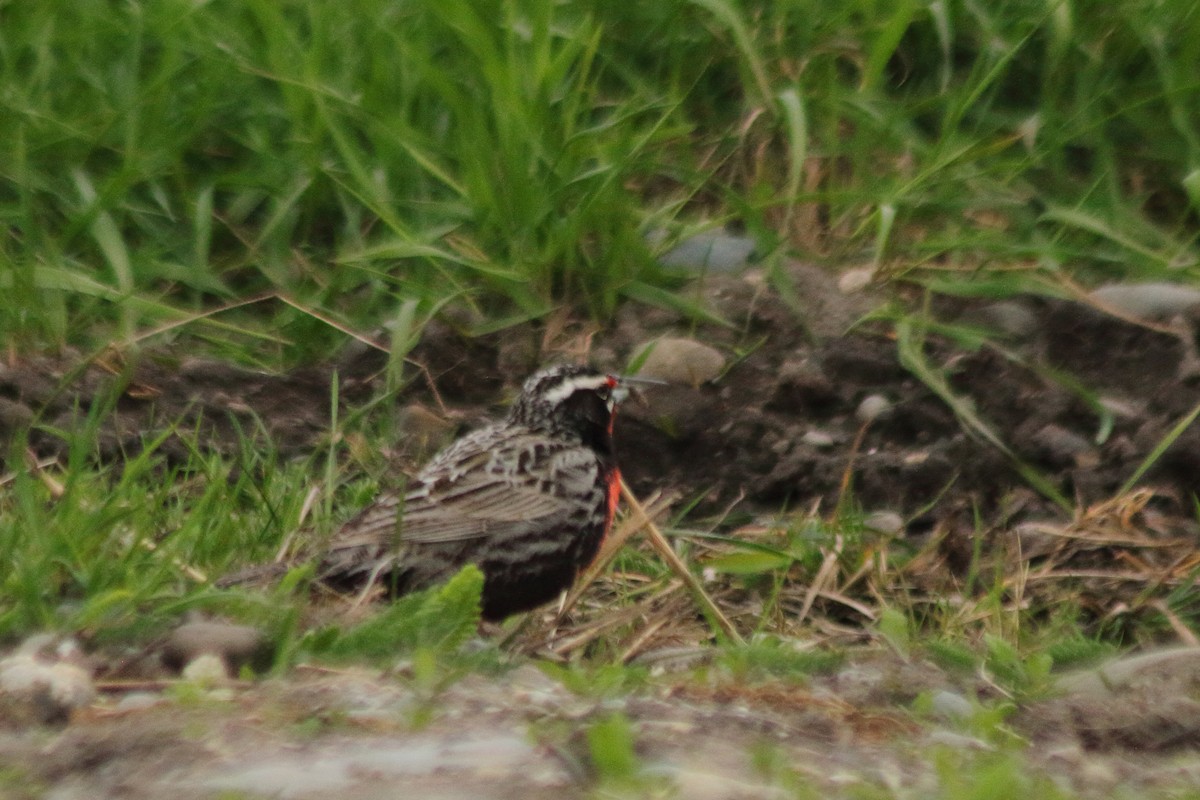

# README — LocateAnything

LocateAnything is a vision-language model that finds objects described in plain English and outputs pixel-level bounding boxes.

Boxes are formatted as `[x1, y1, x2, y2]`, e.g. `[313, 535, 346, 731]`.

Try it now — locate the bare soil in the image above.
[7, 265, 1198, 525]
[6, 647, 1200, 798]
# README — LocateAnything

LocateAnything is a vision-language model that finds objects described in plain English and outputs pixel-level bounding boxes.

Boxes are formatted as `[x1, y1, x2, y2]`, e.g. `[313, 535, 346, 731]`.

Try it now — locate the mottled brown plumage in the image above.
[222, 365, 623, 619]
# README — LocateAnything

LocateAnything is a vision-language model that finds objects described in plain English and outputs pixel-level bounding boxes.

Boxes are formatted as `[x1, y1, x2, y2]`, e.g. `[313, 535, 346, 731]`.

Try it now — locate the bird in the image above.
[221, 364, 628, 620]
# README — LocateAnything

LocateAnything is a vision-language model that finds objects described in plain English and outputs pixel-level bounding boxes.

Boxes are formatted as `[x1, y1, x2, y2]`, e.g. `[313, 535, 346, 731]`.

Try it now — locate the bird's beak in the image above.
[612, 374, 666, 408]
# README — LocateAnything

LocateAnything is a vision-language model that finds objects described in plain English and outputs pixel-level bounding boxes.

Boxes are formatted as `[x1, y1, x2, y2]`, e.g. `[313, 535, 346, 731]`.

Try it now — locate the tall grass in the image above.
[1, 0, 1197, 354]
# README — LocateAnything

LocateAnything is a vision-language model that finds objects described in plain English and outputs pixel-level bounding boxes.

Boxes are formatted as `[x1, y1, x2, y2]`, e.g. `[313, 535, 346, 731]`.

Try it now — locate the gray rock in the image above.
[863, 511, 904, 537]
[0, 653, 95, 725]
[163, 620, 268, 675]
[633, 337, 726, 387]
[1026, 423, 1099, 468]
[800, 429, 836, 449]
[655, 230, 756, 272]
[837, 267, 875, 294]
[930, 689, 974, 722]
[1090, 282, 1200, 320]
[974, 301, 1040, 339]
[1055, 646, 1200, 696]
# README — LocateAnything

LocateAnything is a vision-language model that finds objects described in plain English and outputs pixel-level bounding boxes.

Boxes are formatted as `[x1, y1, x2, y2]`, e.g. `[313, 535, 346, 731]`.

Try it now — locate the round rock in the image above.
[1090, 282, 1200, 320]
[863, 511, 904, 536]
[633, 337, 725, 387]
[163, 621, 268, 675]
[0, 654, 95, 725]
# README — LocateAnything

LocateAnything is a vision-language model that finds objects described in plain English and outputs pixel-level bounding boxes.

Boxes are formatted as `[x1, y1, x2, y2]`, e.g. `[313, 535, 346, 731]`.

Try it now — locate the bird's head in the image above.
[508, 364, 620, 442]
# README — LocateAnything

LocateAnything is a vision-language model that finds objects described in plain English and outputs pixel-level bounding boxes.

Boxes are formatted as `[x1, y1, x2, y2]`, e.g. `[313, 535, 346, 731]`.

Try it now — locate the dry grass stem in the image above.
[553, 489, 674, 622]
[621, 480, 745, 645]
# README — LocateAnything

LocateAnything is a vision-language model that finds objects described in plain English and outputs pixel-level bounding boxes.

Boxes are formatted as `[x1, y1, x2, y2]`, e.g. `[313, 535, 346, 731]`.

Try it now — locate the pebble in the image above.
[862, 511, 904, 536]
[974, 301, 1040, 339]
[115, 691, 166, 713]
[929, 689, 974, 722]
[0, 652, 95, 725]
[182, 653, 233, 686]
[163, 620, 267, 675]
[855, 394, 892, 424]
[655, 230, 756, 272]
[925, 729, 991, 751]
[800, 429, 836, 448]
[1028, 423, 1099, 468]
[1054, 645, 1200, 696]
[1089, 282, 1200, 320]
[633, 337, 725, 387]
[837, 267, 875, 294]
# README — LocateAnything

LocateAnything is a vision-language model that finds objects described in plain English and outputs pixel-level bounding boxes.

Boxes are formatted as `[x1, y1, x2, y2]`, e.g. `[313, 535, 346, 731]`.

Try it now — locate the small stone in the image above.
[115, 691, 166, 713]
[855, 394, 892, 424]
[925, 729, 990, 750]
[974, 301, 1039, 339]
[182, 653, 232, 686]
[1090, 282, 1200, 320]
[633, 338, 726, 387]
[800, 429, 836, 448]
[863, 511, 904, 536]
[838, 267, 875, 294]
[930, 689, 974, 722]
[655, 230, 756, 272]
[0, 653, 95, 725]
[1027, 423, 1098, 468]
[163, 621, 267, 675]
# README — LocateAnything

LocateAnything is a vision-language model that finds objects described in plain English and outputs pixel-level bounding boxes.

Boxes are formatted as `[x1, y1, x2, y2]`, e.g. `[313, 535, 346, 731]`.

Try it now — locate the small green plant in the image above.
[586, 713, 641, 783]
[304, 564, 484, 665]
[0, 766, 45, 800]
[584, 712, 675, 796]
[930, 748, 1072, 800]
[719, 635, 843, 682]
[540, 661, 650, 700]
[982, 634, 1054, 698]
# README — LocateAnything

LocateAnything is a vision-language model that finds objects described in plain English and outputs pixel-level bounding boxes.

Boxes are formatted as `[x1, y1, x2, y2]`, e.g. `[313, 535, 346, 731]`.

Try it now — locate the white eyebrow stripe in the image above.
[539, 375, 612, 405]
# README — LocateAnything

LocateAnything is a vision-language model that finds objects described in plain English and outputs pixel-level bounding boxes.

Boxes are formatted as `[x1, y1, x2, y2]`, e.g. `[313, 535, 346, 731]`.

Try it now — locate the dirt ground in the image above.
[4, 262, 1200, 796]
[6, 645, 1200, 798]
[7, 263, 1199, 526]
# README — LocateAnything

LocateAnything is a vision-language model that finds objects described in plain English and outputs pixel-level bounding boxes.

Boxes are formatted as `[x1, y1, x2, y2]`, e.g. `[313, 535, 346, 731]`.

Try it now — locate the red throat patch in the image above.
[604, 468, 621, 536]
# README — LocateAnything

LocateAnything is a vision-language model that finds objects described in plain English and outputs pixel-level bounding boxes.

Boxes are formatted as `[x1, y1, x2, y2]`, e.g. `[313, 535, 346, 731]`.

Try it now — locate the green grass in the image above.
[2, 0, 1197, 356]
[0, 418, 311, 641]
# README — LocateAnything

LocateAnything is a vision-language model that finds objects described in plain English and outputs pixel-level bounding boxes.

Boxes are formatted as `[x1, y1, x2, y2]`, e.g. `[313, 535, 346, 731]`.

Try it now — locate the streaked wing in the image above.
[324, 424, 599, 555]
[398, 428, 598, 543]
